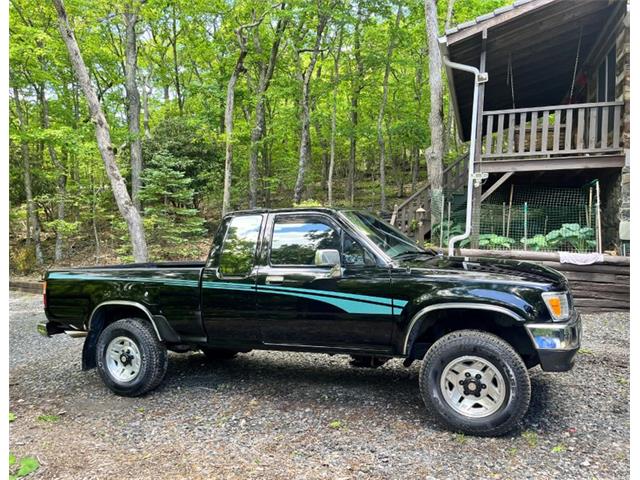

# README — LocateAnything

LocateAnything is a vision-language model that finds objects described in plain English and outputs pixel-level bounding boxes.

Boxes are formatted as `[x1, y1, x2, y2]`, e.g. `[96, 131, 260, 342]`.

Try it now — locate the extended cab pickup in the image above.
[40, 208, 581, 436]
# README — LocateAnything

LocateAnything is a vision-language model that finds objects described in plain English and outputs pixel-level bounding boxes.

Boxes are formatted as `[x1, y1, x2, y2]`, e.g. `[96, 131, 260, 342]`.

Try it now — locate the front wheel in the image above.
[419, 330, 531, 436]
[95, 318, 168, 397]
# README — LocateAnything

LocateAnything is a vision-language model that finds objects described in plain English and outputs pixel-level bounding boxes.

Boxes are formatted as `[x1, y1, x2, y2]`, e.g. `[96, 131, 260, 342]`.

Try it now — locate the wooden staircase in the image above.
[391, 152, 469, 240]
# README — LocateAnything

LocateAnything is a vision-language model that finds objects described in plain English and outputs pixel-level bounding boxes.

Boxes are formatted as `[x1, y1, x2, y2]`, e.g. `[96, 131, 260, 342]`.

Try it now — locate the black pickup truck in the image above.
[40, 208, 581, 435]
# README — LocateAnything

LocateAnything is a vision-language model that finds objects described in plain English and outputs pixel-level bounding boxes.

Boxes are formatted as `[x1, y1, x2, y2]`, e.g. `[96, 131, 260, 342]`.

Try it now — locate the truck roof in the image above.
[225, 207, 353, 216]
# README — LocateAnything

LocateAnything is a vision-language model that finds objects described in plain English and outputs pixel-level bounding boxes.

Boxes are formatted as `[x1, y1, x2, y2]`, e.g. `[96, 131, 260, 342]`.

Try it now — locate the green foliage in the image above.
[9, 456, 40, 480]
[461, 234, 515, 249]
[520, 234, 548, 251]
[522, 430, 538, 448]
[551, 444, 566, 454]
[328, 420, 343, 430]
[9, 0, 510, 264]
[138, 149, 206, 259]
[294, 199, 324, 208]
[9, 412, 16, 423]
[544, 224, 596, 251]
[10, 245, 37, 275]
[37, 414, 60, 423]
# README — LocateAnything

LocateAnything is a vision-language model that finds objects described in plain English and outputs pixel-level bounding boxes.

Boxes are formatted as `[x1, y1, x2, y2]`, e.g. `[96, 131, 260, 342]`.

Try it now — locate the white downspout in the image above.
[443, 58, 487, 256]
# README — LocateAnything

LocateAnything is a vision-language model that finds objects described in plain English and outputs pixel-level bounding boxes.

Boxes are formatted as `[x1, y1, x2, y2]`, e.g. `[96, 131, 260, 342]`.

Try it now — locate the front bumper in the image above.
[525, 313, 582, 372]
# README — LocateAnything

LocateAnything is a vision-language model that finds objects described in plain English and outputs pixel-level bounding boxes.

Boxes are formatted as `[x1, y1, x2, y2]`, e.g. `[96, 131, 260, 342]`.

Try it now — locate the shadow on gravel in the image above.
[154, 351, 556, 434]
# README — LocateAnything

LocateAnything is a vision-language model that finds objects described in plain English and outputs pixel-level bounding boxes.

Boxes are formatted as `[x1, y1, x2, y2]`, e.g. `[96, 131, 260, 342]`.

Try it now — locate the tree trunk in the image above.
[347, 4, 364, 206]
[222, 14, 268, 214]
[124, 4, 143, 211]
[13, 87, 44, 265]
[53, 0, 148, 262]
[40, 88, 67, 262]
[142, 73, 151, 139]
[248, 14, 287, 209]
[424, 0, 444, 235]
[328, 27, 343, 206]
[222, 52, 247, 216]
[377, 6, 401, 212]
[293, 15, 329, 205]
[171, 6, 183, 114]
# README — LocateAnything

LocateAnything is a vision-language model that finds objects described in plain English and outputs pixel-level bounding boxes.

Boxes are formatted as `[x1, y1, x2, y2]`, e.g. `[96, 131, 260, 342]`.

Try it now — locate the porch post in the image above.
[470, 29, 487, 248]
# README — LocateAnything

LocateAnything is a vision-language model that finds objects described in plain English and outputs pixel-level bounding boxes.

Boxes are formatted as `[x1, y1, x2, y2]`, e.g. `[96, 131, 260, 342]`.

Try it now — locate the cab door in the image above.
[256, 212, 394, 350]
[201, 213, 264, 347]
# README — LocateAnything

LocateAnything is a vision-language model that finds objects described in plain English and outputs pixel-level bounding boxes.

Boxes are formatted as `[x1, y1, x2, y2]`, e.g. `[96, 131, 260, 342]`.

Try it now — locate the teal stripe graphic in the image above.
[48, 273, 406, 315]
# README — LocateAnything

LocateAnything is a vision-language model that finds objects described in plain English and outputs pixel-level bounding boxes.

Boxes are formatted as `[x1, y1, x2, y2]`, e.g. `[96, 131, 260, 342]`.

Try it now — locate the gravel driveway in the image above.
[9, 291, 629, 479]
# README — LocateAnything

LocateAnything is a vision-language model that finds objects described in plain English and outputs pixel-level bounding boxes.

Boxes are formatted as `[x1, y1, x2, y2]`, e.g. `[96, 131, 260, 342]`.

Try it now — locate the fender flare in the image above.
[82, 300, 179, 370]
[88, 300, 162, 340]
[402, 302, 527, 355]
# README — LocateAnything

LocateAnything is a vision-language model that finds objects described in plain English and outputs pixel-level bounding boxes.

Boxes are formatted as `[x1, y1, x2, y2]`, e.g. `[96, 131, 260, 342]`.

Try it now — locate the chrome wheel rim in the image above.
[440, 355, 507, 418]
[106, 336, 142, 383]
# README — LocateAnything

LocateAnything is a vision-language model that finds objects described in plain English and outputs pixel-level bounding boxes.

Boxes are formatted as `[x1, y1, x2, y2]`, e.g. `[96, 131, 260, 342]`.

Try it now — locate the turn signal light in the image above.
[42, 281, 47, 308]
[541, 292, 569, 322]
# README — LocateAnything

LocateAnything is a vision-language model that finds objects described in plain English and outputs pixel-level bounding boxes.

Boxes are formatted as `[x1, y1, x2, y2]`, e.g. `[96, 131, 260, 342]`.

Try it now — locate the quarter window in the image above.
[218, 215, 263, 276]
[270, 216, 340, 266]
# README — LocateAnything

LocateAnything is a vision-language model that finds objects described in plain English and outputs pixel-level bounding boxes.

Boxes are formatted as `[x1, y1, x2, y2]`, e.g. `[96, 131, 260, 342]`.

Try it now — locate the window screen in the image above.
[270, 216, 340, 266]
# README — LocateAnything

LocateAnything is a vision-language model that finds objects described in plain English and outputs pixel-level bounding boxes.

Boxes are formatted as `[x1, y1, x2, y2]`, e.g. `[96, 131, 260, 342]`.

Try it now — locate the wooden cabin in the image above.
[392, 0, 630, 312]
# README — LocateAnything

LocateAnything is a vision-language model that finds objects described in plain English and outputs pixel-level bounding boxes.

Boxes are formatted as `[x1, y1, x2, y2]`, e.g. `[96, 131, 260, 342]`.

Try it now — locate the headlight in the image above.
[541, 292, 570, 322]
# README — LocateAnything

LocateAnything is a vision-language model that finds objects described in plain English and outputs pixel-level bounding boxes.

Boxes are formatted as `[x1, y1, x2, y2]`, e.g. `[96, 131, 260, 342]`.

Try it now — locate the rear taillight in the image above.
[42, 281, 47, 308]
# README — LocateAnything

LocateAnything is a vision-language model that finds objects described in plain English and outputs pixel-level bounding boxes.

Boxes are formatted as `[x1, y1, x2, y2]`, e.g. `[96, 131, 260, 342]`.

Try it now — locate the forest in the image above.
[9, 0, 508, 271]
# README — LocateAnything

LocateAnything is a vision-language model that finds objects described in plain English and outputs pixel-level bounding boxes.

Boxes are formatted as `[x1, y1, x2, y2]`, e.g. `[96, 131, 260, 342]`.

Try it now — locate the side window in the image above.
[270, 215, 340, 266]
[218, 215, 263, 276]
[342, 233, 375, 266]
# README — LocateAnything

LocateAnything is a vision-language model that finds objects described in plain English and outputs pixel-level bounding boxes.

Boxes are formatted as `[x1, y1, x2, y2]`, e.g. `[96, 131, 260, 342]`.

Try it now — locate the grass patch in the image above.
[37, 414, 60, 423]
[453, 433, 467, 445]
[9, 412, 15, 423]
[522, 430, 538, 448]
[551, 443, 566, 453]
[578, 348, 594, 355]
[328, 420, 344, 430]
[9, 455, 39, 479]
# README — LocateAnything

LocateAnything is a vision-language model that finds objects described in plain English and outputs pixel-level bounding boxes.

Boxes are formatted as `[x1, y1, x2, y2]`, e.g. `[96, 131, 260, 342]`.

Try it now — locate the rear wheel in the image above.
[96, 318, 168, 397]
[201, 347, 238, 361]
[419, 330, 531, 436]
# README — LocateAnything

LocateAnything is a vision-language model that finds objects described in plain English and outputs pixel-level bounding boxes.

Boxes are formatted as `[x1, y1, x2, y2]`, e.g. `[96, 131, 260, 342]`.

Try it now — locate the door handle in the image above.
[265, 275, 284, 285]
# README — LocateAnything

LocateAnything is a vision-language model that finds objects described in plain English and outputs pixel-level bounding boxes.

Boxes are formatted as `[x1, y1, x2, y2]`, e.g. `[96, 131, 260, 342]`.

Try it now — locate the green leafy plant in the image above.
[545, 224, 596, 251]
[520, 234, 549, 251]
[551, 444, 566, 453]
[461, 234, 515, 249]
[9, 412, 15, 423]
[328, 420, 343, 430]
[9, 456, 39, 480]
[522, 430, 538, 448]
[37, 414, 60, 423]
[431, 220, 464, 243]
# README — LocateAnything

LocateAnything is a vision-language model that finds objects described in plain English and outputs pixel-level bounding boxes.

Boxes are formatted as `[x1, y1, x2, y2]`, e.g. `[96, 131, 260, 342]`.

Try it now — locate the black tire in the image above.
[96, 318, 168, 397]
[349, 354, 389, 368]
[419, 330, 531, 437]
[201, 347, 238, 361]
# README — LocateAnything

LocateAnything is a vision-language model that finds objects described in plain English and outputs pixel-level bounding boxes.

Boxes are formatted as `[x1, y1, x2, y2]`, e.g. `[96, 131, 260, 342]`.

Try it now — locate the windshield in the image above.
[341, 211, 425, 259]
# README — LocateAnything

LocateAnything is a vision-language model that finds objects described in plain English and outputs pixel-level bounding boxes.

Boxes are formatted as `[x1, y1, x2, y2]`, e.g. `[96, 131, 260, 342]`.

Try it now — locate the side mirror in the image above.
[314, 249, 340, 266]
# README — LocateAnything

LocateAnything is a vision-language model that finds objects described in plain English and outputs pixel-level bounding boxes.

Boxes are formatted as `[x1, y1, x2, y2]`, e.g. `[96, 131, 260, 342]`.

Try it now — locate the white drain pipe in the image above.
[444, 58, 487, 256]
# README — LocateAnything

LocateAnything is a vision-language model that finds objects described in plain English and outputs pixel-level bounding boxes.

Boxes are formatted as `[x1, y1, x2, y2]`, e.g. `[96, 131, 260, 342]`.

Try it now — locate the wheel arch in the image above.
[404, 303, 539, 367]
[82, 301, 167, 371]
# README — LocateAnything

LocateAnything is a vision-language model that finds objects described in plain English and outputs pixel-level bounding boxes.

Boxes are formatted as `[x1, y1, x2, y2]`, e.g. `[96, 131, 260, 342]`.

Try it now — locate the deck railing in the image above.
[481, 101, 624, 160]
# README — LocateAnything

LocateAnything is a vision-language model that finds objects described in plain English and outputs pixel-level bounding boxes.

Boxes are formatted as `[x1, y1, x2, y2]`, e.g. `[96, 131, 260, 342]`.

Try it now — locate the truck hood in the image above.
[395, 254, 568, 290]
